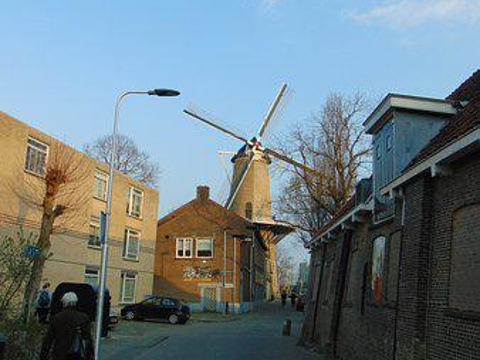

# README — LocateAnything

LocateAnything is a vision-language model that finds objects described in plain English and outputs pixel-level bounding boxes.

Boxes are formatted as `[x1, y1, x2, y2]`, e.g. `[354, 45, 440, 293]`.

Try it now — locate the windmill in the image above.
[184, 84, 315, 299]
[184, 83, 314, 223]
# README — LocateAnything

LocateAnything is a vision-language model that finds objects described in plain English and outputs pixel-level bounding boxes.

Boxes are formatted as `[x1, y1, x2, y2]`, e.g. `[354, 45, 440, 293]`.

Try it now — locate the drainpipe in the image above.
[250, 230, 255, 309]
[223, 229, 227, 315]
[393, 195, 405, 360]
[310, 243, 327, 342]
[233, 236, 237, 313]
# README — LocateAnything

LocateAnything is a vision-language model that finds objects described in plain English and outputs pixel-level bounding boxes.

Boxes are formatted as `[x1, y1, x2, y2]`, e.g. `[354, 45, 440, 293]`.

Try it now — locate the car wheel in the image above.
[168, 314, 179, 325]
[125, 310, 136, 321]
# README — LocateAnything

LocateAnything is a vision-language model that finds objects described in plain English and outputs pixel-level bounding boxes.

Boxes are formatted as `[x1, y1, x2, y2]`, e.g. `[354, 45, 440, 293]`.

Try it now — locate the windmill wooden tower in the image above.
[184, 84, 314, 298]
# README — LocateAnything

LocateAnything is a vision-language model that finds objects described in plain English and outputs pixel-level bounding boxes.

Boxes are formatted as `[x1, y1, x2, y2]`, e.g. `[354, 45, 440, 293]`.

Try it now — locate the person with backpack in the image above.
[40, 292, 94, 360]
[36, 282, 53, 324]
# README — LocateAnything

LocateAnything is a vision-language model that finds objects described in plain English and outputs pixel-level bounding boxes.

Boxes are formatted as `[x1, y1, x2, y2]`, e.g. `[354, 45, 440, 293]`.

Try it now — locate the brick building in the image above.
[303, 70, 480, 360]
[0, 112, 159, 309]
[154, 185, 274, 313]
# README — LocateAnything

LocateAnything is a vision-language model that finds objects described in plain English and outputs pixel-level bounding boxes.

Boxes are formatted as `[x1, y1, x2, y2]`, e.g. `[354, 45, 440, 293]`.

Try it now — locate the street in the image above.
[101, 302, 322, 360]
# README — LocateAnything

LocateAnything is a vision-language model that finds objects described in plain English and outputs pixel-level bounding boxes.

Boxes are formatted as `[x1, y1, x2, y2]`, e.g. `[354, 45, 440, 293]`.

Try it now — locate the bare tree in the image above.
[276, 246, 295, 290]
[16, 142, 91, 318]
[83, 134, 160, 187]
[275, 93, 371, 244]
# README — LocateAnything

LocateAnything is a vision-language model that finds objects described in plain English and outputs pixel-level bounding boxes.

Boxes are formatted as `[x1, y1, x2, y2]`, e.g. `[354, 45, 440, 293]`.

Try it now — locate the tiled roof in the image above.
[407, 70, 480, 169]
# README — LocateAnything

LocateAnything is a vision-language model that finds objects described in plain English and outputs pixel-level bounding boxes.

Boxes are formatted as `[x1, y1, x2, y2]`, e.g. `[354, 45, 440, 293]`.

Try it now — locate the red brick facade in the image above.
[154, 186, 268, 313]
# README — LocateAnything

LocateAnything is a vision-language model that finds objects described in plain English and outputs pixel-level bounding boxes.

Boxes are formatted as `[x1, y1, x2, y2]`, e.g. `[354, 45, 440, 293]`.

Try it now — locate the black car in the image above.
[121, 296, 190, 324]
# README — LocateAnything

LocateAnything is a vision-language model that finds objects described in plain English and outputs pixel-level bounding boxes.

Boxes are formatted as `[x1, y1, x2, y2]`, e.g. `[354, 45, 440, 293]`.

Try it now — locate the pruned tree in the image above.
[83, 134, 160, 187]
[14, 142, 91, 318]
[275, 92, 371, 244]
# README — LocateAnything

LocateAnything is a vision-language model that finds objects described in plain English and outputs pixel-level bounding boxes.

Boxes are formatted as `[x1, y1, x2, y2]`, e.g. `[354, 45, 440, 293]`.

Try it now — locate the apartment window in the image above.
[84, 268, 99, 287]
[93, 170, 108, 200]
[120, 272, 137, 303]
[176, 238, 193, 258]
[196, 238, 213, 258]
[25, 137, 48, 176]
[123, 228, 141, 261]
[88, 220, 101, 248]
[127, 187, 144, 218]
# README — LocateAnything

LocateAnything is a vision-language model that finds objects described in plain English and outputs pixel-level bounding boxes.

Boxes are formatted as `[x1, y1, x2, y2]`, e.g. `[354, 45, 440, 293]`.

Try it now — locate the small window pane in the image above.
[84, 269, 99, 287]
[196, 238, 213, 258]
[88, 223, 101, 248]
[123, 229, 140, 260]
[93, 171, 108, 200]
[25, 138, 48, 176]
[121, 273, 137, 303]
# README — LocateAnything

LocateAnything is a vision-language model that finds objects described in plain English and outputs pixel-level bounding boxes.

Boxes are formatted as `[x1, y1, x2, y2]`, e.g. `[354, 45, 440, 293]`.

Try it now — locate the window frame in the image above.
[127, 186, 144, 218]
[176, 238, 193, 259]
[25, 137, 49, 177]
[84, 268, 99, 287]
[123, 228, 141, 261]
[93, 170, 109, 201]
[120, 272, 137, 304]
[196, 237, 214, 259]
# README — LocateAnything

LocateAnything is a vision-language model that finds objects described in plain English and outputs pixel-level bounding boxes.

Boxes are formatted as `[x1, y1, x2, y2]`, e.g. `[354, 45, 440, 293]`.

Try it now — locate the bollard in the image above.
[225, 301, 229, 315]
[282, 319, 292, 336]
[0, 331, 5, 360]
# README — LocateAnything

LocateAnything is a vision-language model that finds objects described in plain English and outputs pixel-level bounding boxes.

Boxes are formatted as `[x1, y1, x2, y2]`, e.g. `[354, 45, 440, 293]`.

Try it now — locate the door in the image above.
[161, 297, 179, 319]
[143, 297, 162, 319]
[203, 288, 217, 312]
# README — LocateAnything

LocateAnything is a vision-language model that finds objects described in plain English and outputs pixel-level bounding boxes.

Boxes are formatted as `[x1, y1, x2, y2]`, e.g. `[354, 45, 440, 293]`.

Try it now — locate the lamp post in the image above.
[94, 88, 180, 360]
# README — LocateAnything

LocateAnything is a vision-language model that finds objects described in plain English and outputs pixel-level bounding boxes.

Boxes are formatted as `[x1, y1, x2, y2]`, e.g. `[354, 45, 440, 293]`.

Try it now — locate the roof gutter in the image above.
[381, 127, 480, 197]
[305, 201, 373, 249]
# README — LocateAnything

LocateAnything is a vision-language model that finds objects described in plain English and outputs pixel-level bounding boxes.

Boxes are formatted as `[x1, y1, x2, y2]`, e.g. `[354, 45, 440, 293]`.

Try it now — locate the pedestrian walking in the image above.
[290, 292, 298, 308]
[40, 292, 94, 360]
[35, 282, 53, 324]
[281, 290, 288, 308]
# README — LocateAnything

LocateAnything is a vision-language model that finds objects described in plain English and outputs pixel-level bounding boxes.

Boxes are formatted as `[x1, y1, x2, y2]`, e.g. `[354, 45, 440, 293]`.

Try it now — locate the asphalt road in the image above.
[100, 302, 322, 360]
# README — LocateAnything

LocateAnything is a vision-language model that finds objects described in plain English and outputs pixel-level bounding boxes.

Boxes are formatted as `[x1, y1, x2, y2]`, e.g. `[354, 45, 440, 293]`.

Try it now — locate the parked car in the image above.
[109, 308, 119, 328]
[121, 296, 190, 324]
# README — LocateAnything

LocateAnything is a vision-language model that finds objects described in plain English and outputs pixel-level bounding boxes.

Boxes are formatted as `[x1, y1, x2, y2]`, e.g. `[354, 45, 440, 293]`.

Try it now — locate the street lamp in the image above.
[94, 88, 180, 360]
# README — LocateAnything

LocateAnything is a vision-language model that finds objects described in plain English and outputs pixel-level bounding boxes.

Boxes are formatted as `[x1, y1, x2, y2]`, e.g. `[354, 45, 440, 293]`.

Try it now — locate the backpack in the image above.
[38, 290, 50, 308]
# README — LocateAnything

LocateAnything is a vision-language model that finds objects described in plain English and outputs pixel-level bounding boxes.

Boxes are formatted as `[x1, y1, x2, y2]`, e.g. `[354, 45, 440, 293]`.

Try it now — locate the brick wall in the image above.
[425, 152, 480, 360]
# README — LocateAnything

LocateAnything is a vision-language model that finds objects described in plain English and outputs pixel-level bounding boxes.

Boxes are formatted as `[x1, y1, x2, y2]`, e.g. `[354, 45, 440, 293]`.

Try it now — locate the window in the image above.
[196, 238, 213, 258]
[84, 268, 99, 287]
[372, 236, 386, 305]
[88, 220, 101, 248]
[123, 228, 141, 260]
[162, 298, 177, 306]
[375, 143, 381, 160]
[386, 134, 392, 151]
[245, 202, 253, 220]
[127, 187, 144, 218]
[176, 238, 192, 258]
[25, 137, 48, 176]
[120, 272, 137, 303]
[449, 204, 480, 313]
[93, 170, 108, 200]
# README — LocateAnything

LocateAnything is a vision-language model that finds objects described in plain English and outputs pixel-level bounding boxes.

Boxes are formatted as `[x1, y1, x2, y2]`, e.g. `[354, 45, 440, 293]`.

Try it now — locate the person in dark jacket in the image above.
[40, 292, 94, 360]
[281, 290, 288, 307]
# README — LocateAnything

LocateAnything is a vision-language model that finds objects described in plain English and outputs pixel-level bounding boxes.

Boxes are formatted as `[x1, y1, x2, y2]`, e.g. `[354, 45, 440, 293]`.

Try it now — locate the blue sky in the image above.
[1, 0, 479, 261]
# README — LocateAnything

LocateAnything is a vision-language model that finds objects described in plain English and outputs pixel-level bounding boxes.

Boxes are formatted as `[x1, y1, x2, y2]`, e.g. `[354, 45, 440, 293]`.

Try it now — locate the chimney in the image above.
[196, 185, 210, 201]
